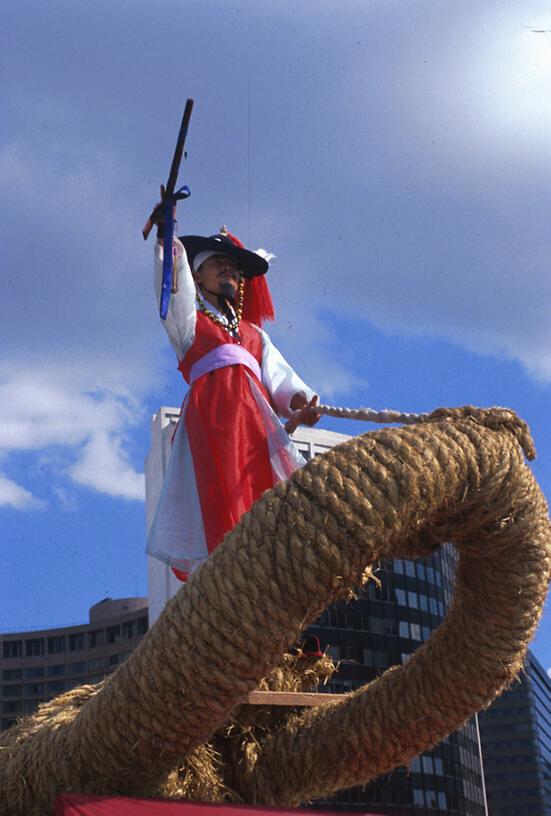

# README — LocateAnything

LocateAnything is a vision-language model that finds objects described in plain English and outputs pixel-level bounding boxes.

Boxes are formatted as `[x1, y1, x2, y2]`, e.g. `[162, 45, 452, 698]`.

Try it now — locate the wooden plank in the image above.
[245, 690, 347, 707]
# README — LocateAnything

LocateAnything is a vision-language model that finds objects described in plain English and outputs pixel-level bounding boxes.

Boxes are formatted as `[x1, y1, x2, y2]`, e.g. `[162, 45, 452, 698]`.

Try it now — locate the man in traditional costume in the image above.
[147, 225, 319, 580]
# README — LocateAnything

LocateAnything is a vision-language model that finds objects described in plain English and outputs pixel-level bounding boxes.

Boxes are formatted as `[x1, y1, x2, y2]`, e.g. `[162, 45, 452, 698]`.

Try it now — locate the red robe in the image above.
[178, 312, 276, 560]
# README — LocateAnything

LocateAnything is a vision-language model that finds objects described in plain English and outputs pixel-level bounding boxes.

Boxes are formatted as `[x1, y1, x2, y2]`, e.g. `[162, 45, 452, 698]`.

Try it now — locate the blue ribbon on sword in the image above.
[143, 99, 194, 320]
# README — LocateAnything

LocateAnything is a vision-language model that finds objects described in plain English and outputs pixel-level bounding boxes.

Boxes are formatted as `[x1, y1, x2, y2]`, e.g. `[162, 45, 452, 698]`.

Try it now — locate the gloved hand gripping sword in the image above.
[143, 98, 194, 320]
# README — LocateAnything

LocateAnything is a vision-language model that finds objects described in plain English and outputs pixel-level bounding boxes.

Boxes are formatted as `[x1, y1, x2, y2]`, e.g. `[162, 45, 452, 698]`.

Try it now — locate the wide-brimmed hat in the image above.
[179, 230, 268, 279]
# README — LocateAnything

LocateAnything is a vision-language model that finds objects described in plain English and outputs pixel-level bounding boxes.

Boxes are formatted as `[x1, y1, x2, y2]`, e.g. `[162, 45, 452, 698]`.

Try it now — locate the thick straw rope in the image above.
[0, 407, 549, 814]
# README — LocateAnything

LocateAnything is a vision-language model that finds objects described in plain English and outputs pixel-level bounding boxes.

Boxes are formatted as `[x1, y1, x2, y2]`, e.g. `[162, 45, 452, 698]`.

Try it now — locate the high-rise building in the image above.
[309, 549, 487, 816]
[479, 650, 551, 816]
[0, 597, 148, 732]
[146, 410, 488, 815]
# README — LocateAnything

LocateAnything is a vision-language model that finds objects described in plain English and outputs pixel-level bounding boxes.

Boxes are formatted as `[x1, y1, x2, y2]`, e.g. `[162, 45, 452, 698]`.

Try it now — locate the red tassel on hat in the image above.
[221, 226, 275, 327]
[242, 275, 275, 326]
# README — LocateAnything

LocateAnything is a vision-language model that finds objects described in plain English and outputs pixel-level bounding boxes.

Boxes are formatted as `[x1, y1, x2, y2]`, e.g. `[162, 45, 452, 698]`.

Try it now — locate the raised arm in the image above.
[154, 238, 196, 359]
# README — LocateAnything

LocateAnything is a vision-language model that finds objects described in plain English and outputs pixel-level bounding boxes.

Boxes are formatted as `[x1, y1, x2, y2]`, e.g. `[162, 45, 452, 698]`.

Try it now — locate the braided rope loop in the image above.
[0, 409, 549, 813]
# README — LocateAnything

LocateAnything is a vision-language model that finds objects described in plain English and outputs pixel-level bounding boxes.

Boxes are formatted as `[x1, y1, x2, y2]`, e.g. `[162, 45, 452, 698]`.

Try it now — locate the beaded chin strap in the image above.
[195, 279, 245, 334]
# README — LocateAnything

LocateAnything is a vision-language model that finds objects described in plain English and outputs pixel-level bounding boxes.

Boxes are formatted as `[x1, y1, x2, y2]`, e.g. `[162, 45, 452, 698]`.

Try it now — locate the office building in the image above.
[0, 597, 148, 732]
[309, 549, 487, 815]
[479, 650, 551, 816]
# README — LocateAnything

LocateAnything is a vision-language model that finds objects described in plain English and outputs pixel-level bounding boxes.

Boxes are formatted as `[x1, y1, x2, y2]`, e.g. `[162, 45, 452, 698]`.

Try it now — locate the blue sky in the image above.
[1, 1, 550, 671]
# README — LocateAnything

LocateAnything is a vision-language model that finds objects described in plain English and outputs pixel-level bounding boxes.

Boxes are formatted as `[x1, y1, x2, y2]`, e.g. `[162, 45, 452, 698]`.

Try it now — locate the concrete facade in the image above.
[0, 597, 148, 732]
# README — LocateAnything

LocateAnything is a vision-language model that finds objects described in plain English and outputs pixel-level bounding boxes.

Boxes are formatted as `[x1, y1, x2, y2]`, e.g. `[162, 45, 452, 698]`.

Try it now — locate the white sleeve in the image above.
[154, 238, 196, 359]
[258, 328, 316, 418]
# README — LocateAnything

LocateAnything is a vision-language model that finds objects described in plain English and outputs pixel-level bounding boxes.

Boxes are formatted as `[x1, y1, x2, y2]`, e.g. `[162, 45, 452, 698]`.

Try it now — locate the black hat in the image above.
[179, 228, 268, 279]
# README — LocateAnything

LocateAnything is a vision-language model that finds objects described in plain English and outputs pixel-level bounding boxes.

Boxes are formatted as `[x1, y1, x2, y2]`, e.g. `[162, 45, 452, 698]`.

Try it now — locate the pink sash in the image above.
[188, 343, 262, 385]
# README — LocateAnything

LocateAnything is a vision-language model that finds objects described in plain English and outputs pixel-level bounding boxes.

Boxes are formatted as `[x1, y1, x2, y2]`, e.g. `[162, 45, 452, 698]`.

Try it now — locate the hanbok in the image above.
[147, 241, 314, 576]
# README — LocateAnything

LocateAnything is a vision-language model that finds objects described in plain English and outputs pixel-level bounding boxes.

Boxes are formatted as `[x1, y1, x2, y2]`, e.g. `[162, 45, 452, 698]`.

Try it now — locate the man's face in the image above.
[194, 254, 241, 299]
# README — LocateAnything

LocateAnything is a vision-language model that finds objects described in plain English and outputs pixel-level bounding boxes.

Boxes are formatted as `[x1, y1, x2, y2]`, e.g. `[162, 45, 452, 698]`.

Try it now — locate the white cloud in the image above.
[69, 432, 144, 500]
[0, 365, 139, 451]
[0, 474, 45, 511]
[0, 362, 146, 503]
[0, 135, 171, 507]
[246, 0, 551, 386]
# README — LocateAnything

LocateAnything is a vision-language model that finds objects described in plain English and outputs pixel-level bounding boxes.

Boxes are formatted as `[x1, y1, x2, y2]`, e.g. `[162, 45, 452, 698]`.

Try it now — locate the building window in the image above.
[46, 665, 65, 678]
[69, 633, 85, 651]
[363, 649, 387, 667]
[47, 636, 66, 655]
[433, 756, 444, 775]
[410, 623, 422, 641]
[47, 680, 66, 694]
[24, 667, 45, 679]
[413, 789, 425, 806]
[2, 641, 22, 659]
[2, 685, 23, 698]
[2, 669, 22, 681]
[399, 621, 409, 638]
[66, 676, 86, 689]
[407, 591, 418, 609]
[25, 638, 45, 657]
[1, 700, 22, 714]
[25, 683, 44, 696]
[416, 563, 427, 581]
[137, 616, 148, 635]
[106, 626, 120, 645]
[88, 629, 104, 649]
[122, 620, 135, 640]
[108, 654, 119, 666]
[87, 657, 105, 671]
[67, 661, 86, 675]
[421, 755, 434, 773]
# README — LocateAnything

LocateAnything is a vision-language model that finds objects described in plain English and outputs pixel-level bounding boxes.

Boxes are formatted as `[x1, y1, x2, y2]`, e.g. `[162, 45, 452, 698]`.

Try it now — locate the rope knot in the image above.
[427, 406, 536, 460]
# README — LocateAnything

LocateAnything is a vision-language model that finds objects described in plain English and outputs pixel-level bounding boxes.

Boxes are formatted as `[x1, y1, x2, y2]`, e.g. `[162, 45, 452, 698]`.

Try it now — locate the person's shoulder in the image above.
[243, 319, 269, 333]
[243, 321, 271, 344]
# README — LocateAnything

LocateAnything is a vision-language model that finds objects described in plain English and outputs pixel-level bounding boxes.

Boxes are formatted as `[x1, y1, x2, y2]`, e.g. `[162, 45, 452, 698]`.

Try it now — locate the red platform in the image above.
[54, 795, 382, 816]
